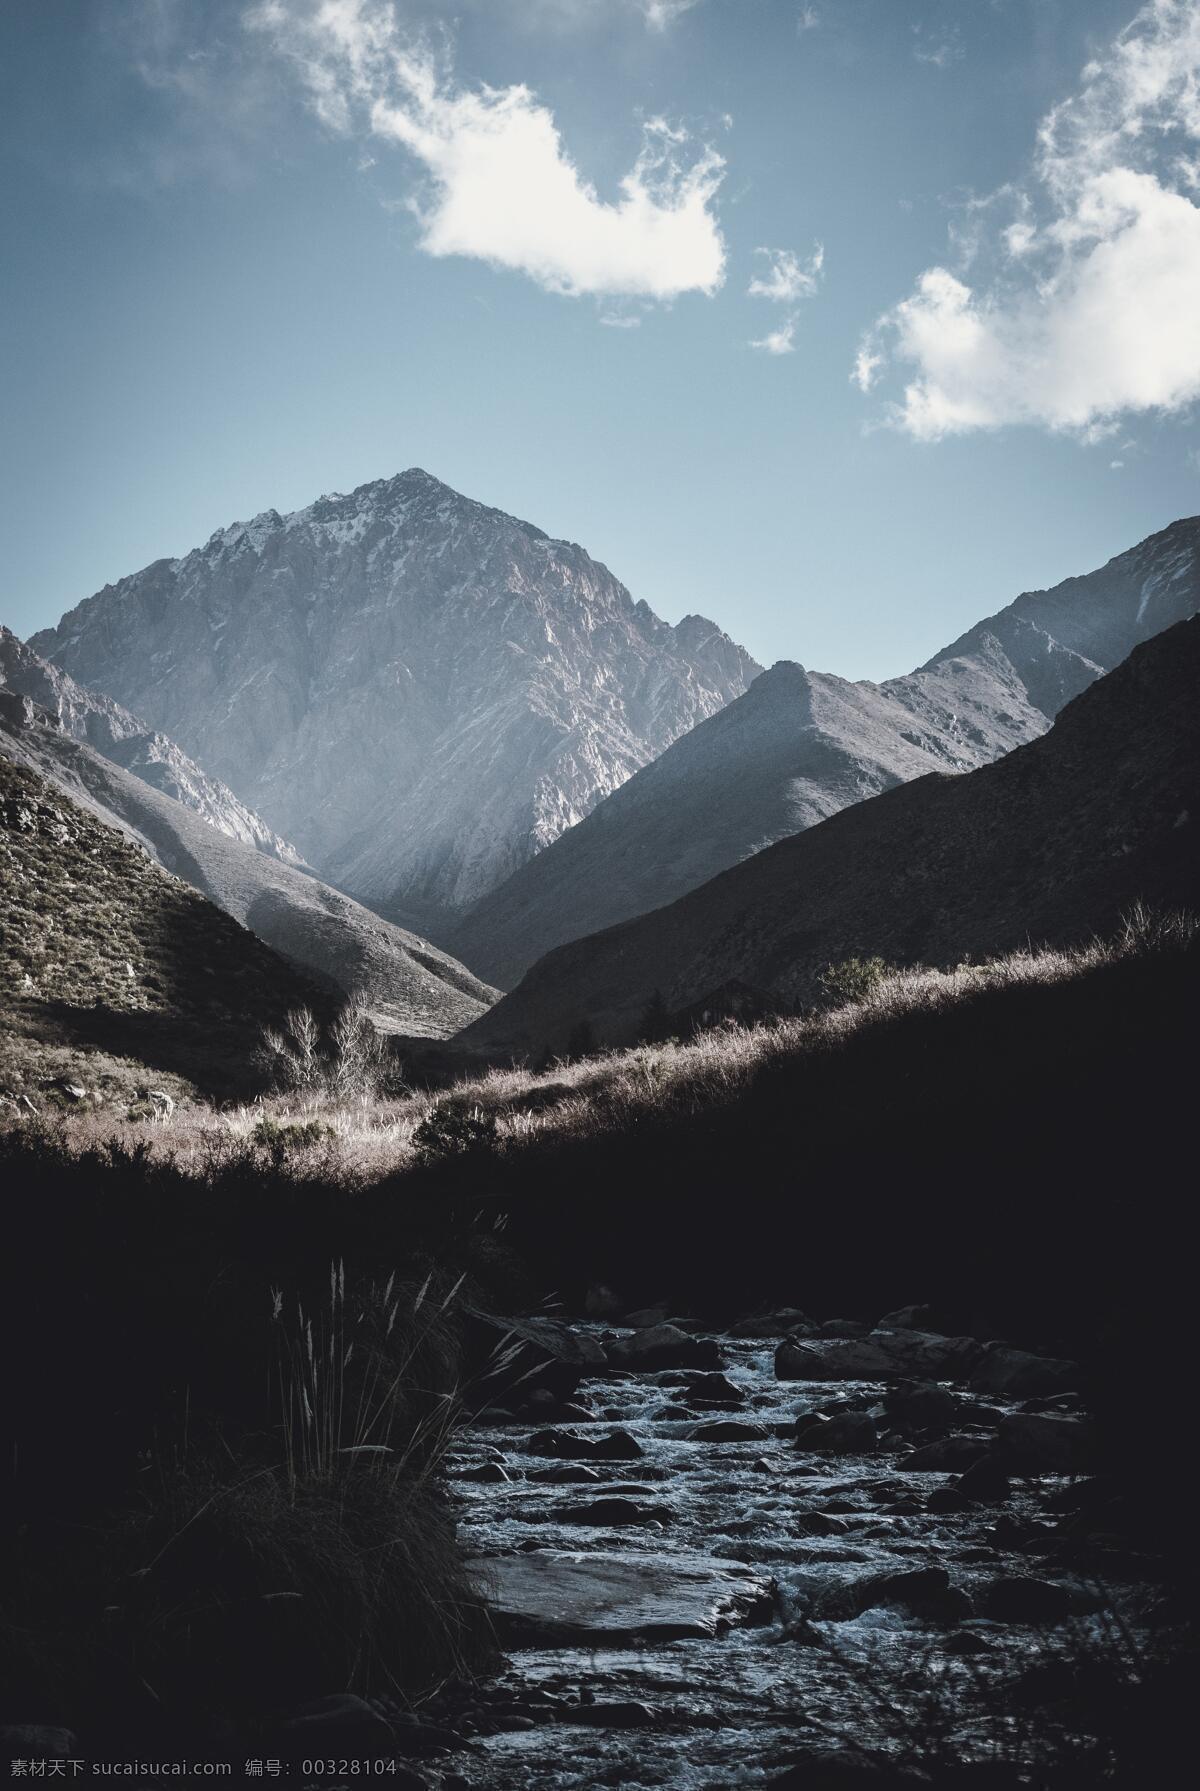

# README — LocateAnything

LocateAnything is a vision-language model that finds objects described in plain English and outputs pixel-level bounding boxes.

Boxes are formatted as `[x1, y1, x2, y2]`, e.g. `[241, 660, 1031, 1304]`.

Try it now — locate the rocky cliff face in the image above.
[1, 627, 302, 867]
[465, 614, 1200, 1053]
[30, 471, 761, 933]
[450, 518, 1200, 986]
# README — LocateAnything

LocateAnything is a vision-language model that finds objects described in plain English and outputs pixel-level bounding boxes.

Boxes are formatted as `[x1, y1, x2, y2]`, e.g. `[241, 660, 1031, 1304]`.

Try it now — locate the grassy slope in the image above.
[1, 701, 498, 1038]
[0, 754, 329, 1100]
[3, 920, 1194, 1736]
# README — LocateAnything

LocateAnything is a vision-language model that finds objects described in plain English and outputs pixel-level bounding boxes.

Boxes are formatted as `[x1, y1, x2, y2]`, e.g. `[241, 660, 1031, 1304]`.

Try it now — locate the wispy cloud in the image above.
[797, 6, 821, 32]
[748, 243, 824, 303]
[641, 0, 702, 29]
[857, 0, 1200, 441]
[912, 23, 964, 71]
[747, 242, 823, 355]
[248, 0, 726, 302]
[750, 318, 798, 356]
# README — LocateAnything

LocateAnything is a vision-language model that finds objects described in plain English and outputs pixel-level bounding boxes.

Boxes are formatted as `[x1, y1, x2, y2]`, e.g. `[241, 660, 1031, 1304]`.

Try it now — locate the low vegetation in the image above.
[9, 905, 1194, 1188]
[3, 903, 1194, 1747]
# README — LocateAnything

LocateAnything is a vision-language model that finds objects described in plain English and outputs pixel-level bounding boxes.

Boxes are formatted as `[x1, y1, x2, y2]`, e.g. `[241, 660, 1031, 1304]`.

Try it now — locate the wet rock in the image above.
[994, 1411, 1090, 1473]
[661, 1369, 746, 1406]
[623, 1305, 672, 1329]
[967, 1344, 1079, 1398]
[882, 1380, 961, 1430]
[687, 1419, 770, 1443]
[941, 1629, 997, 1655]
[781, 1330, 983, 1382]
[876, 1303, 936, 1330]
[526, 1463, 603, 1484]
[794, 1512, 851, 1536]
[606, 1323, 723, 1371]
[462, 1309, 607, 1410]
[554, 1400, 599, 1423]
[456, 1462, 512, 1482]
[559, 1701, 659, 1727]
[776, 1338, 834, 1379]
[794, 1410, 878, 1454]
[731, 1307, 817, 1337]
[556, 1497, 672, 1526]
[977, 1574, 1072, 1624]
[818, 1318, 870, 1337]
[816, 1565, 970, 1623]
[956, 1456, 1012, 1503]
[903, 1434, 991, 1472]
[470, 1550, 774, 1646]
[526, 1427, 642, 1461]
[926, 1485, 973, 1514]
[652, 1403, 698, 1420]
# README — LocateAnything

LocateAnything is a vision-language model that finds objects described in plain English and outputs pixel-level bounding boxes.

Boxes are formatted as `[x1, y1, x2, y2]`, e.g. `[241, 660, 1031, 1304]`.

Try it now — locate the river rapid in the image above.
[411, 1315, 1161, 1791]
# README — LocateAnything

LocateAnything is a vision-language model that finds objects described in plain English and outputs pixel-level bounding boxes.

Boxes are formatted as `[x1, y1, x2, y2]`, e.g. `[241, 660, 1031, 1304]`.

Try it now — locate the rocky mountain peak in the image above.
[30, 475, 761, 932]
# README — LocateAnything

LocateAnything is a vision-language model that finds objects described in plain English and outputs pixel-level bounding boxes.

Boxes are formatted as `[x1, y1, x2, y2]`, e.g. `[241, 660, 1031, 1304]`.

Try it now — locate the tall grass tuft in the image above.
[271, 1261, 465, 1493]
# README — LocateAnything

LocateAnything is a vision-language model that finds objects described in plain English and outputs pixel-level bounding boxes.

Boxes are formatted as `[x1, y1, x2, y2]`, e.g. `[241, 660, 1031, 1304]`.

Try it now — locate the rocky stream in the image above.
[352, 1304, 1170, 1791]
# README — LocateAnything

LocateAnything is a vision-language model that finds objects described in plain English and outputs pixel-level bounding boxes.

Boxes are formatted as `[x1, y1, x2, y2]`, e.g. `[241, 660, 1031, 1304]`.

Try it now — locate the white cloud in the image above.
[797, 5, 821, 31]
[248, 0, 726, 301]
[858, 0, 1200, 441]
[750, 318, 797, 356]
[641, 0, 702, 29]
[747, 242, 824, 302]
[747, 242, 823, 357]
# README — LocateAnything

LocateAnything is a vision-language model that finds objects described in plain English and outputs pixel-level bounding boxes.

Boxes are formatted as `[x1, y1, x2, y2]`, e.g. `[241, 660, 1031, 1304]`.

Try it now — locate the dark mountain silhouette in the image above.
[452, 519, 1199, 987]
[465, 615, 1200, 1054]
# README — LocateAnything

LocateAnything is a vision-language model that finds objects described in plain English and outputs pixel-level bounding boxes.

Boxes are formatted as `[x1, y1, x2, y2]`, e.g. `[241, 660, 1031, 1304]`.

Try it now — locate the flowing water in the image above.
[424, 1328, 1154, 1789]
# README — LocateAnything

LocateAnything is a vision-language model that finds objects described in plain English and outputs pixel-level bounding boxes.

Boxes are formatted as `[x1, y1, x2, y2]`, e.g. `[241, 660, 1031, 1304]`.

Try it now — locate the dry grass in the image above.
[9, 906, 1193, 1187]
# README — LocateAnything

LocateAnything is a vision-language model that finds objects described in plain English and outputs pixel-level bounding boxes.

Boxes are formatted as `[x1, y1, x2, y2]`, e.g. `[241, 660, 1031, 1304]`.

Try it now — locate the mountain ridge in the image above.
[0, 680, 497, 1038]
[30, 469, 762, 933]
[449, 518, 1200, 986]
[1, 626, 303, 867]
[463, 614, 1200, 1053]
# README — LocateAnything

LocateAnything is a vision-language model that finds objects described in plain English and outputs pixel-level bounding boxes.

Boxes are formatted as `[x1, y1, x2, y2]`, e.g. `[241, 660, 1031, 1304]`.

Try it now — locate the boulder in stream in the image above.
[462, 1309, 606, 1410]
[471, 1550, 774, 1646]
[606, 1323, 723, 1371]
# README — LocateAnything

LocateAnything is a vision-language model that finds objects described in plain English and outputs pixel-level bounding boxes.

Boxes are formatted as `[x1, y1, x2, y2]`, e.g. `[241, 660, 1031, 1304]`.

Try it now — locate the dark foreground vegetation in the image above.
[1, 916, 1196, 1773]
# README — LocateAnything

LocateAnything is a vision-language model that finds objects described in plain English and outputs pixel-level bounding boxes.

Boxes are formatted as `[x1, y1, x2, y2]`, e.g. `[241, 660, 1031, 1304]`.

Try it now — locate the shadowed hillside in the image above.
[466, 615, 1200, 1053]
[0, 753, 331, 1099]
[1, 661, 498, 1037]
[452, 517, 1199, 986]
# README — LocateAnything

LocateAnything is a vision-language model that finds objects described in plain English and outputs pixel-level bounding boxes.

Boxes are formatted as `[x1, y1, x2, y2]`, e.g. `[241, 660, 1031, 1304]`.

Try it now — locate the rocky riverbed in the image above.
[374, 1306, 1173, 1790]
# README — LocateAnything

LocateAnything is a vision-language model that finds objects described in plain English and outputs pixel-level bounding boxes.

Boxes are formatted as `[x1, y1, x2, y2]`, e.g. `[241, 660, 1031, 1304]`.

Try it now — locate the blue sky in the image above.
[3, 0, 1199, 679]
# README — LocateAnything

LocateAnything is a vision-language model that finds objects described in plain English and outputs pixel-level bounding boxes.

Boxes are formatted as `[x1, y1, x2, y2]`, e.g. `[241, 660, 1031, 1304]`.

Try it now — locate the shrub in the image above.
[413, 1102, 499, 1160]
[251, 1114, 329, 1153]
[260, 996, 391, 1100]
[819, 954, 891, 1005]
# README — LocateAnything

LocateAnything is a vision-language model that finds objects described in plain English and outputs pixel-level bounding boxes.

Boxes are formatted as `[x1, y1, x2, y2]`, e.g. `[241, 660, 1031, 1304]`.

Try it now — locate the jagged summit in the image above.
[31, 473, 761, 931]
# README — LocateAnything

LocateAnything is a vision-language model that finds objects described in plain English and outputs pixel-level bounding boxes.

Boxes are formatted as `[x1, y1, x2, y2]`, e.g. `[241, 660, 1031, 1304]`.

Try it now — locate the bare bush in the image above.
[260, 995, 390, 1100]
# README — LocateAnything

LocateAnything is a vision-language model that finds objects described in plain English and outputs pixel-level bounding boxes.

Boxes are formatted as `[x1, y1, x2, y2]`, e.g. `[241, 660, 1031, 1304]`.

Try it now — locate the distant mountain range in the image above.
[465, 616, 1200, 1054]
[30, 470, 760, 935]
[23, 477, 1199, 1004]
[0, 679, 496, 1038]
[451, 519, 1200, 986]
